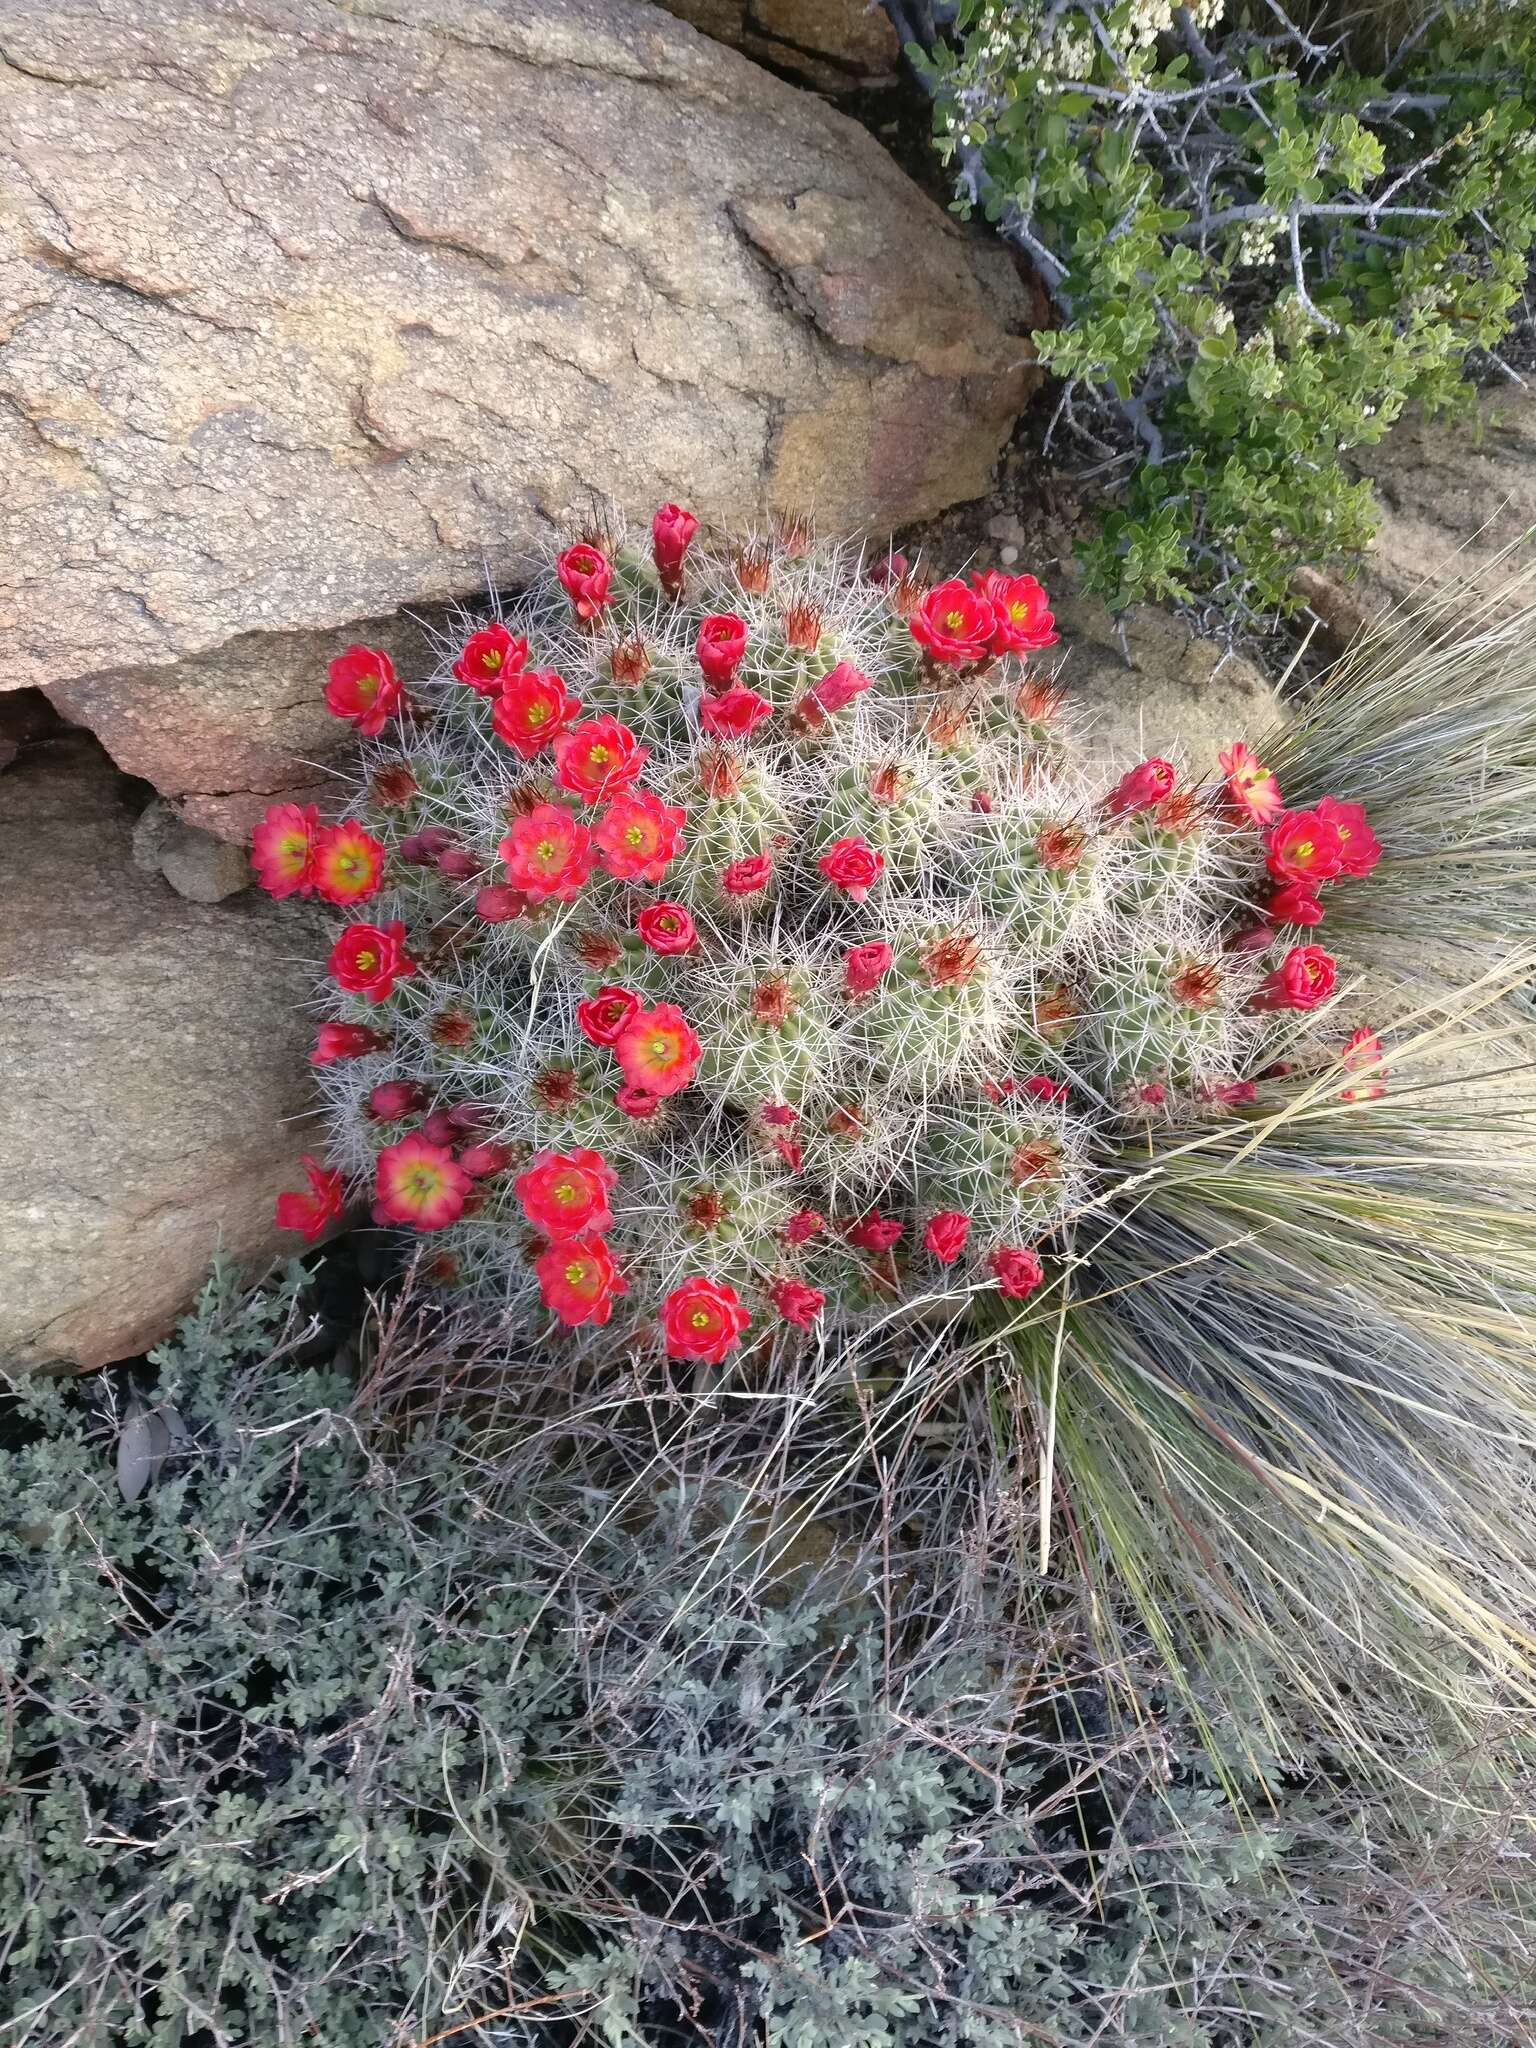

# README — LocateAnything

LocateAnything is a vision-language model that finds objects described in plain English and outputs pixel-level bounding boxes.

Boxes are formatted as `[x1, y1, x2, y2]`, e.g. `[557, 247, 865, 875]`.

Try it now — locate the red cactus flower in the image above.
[818, 836, 883, 901]
[453, 623, 529, 693]
[251, 802, 320, 898]
[1249, 943, 1338, 1012]
[1219, 741, 1283, 828]
[516, 1148, 618, 1240]
[700, 685, 772, 740]
[783, 1208, 825, 1245]
[636, 902, 697, 955]
[696, 612, 749, 690]
[451, 1141, 508, 1179]
[311, 821, 386, 906]
[910, 579, 996, 664]
[554, 716, 649, 803]
[1265, 881, 1325, 926]
[366, 1079, 426, 1121]
[846, 1210, 903, 1253]
[310, 1020, 389, 1064]
[499, 803, 596, 904]
[578, 985, 642, 1047]
[593, 790, 687, 883]
[325, 645, 402, 735]
[615, 1084, 662, 1119]
[1209, 1077, 1259, 1107]
[1022, 1075, 1070, 1105]
[492, 669, 583, 758]
[274, 1155, 346, 1240]
[661, 1276, 751, 1363]
[721, 851, 774, 897]
[1340, 1025, 1387, 1101]
[652, 502, 699, 595]
[536, 1234, 628, 1327]
[615, 1002, 701, 1098]
[844, 940, 893, 997]
[1315, 797, 1382, 879]
[1265, 809, 1344, 886]
[972, 569, 1058, 655]
[990, 1245, 1044, 1299]
[923, 1211, 971, 1264]
[801, 660, 872, 720]
[1103, 758, 1176, 820]
[374, 1136, 471, 1231]
[556, 543, 612, 621]
[475, 884, 528, 923]
[770, 1276, 825, 1329]
[329, 920, 416, 1002]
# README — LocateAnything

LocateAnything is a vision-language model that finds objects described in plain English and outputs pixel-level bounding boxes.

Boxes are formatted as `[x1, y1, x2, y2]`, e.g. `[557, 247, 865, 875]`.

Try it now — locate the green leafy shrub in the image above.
[917, 0, 1536, 618]
[5, 1267, 1534, 2046]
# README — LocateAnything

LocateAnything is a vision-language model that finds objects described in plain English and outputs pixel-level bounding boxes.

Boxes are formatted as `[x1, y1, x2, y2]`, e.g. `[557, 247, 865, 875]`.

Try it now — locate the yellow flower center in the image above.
[484, 648, 503, 672]
[355, 949, 377, 972]
[565, 1259, 586, 1285]
[537, 839, 555, 861]
[589, 745, 610, 765]
[528, 703, 549, 724]
[625, 825, 645, 847]
[945, 609, 965, 630]
[554, 1179, 578, 1206]
[1296, 839, 1313, 859]
[403, 1165, 441, 1201]
[1010, 601, 1028, 621]
[690, 1309, 710, 1329]
[355, 673, 379, 704]
[650, 1035, 674, 1061]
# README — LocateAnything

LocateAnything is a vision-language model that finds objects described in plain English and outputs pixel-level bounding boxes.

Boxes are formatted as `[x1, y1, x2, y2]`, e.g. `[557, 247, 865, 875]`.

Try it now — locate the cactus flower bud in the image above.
[1103, 759, 1176, 820]
[991, 1245, 1044, 1298]
[367, 1080, 427, 1122]
[844, 940, 894, 997]
[923, 1211, 971, 1264]
[770, 1276, 825, 1328]
[556, 543, 612, 621]
[651, 502, 698, 595]
[701, 685, 772, 740]
[696, 612, 748, 690]
[800, 660, 871, 720]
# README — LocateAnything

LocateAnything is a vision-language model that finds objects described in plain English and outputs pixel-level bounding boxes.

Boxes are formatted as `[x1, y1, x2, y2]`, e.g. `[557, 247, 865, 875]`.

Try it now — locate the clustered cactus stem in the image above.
[255, 503, 1384, 1360]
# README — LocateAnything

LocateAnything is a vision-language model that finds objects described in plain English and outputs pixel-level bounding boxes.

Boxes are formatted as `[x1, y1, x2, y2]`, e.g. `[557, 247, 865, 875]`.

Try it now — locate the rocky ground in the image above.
[1, 0, 1530, 1375]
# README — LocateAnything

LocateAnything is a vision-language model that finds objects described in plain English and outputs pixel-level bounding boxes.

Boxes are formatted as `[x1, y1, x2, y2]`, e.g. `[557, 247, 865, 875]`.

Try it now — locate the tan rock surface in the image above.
[0, 0, 1034, 838]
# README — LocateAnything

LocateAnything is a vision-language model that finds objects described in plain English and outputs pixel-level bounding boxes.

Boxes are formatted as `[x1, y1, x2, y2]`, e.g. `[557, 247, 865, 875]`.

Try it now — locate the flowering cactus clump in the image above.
[259, 505, 1383, 1360]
